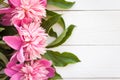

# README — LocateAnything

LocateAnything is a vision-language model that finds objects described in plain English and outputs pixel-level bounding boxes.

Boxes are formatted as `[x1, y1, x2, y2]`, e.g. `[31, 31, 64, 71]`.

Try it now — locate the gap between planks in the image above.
[61, 44, 120, 46]
[63, 77, 120, 79]
[49, 10, 120, 12]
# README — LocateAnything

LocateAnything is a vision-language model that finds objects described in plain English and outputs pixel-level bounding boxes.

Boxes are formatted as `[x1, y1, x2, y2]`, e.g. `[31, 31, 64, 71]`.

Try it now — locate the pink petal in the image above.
[40, 0, 47, 7]
[8, 0, 21, 7]
[13, 19, 22, 28]
[3, 36, 22, 50]
[11, 64, 23, 71]
[40, 59, 52, 67]
[30, 0, 38, 5]
[0, 13, 12, 26]
[20, 0, 30, 5]
[47, 67, 55, 78]
[10, 53, 17, 64]
[4, 69, 17, 77]
[0, 8, 12, 14]
[7, 53, 17, 68]
[17, 48, 25, 63]
[22, 18, 33, 25]
[10, 73, 21, 80]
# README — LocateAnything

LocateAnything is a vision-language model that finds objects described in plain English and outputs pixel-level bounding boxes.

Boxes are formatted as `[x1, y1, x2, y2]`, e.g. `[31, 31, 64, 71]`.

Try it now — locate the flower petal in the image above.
[21, 0, 30, 5]
[8, 0, 21, 7]
[0, 8, 12, 14]
[17, 47, 25, 63]
[0, 13, 12, 26]
[40, 0, 47, 7]
[47, 67, 55, 78]
[10, 72, 21, 80]
[7, 53, 17, 68]
[4, 69, 17, 77]
[11, 64, 23, 71]
[40, 59, 52, 67]
[3, 36, 22, 50]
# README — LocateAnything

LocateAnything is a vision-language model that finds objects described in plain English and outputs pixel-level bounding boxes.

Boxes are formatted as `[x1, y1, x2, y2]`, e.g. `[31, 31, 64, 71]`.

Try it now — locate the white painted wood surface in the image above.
[52, 46, 120, 78]
[47, 0, 120, 79]
[48, 0, 120, 10]
[61, 11, 120, 45]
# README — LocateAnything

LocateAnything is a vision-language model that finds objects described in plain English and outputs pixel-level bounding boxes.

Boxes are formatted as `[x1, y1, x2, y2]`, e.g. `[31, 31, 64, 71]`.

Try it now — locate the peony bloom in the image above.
[0, 0, 46, 26]
[18, 22, 47, 61]
[3, 23, 47, 63]
[4, 59, 55, 80]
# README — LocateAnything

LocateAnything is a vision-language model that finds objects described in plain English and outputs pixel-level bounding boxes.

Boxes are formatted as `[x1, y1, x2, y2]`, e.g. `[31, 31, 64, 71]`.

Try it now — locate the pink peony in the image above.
[0, 0, 46, 26]
[4, 59, 55, 80]
[3, 23, 47, 63]
[18, 22, 47, 61]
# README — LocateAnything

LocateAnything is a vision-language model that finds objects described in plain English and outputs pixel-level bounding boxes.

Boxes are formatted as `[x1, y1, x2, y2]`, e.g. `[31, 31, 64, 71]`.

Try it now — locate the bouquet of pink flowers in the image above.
[0, 0, 80, 80]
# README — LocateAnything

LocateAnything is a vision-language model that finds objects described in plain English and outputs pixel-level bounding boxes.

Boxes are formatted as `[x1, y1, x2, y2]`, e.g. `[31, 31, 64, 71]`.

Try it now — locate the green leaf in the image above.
[0, 41, 13, 59]
[47, 25, 75, 48]
[49, 72, 63, 80]
[0, 74, 7, 80]
[47, 0, 75, 9]
[0, 52, 8, 65]
[46, 10, 58, 16]
[0, 60, 4, 70]
[0, 26, 17, 37]
[49, 28, 58, 38]
[44, 50, 80, 67]
[41, 14, 61, 33]
[0, 52, 8, 71]
[46, 10, 65, 29]
[0, 41, 11, 49]
[58, 17, 65, 30]
[45, 10, 66, 38]
[0, 0, 4, 3]
[0, 0, 9, 8]
[0, 28, 5, 32]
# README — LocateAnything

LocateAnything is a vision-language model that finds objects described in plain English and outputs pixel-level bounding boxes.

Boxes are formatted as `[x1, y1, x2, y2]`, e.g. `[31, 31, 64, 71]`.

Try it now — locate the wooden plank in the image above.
[64, 79, 120, 80]
[47, 11, 120, 45]
[50, 46, 120, 78]
[47, 0, 120, 10]
[64, 78, 120, 80]
[4, 0, 120, 10]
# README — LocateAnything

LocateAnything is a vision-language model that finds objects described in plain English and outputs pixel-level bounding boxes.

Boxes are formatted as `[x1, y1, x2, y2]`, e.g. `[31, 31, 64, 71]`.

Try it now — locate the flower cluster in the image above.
[0, 0, 55, 80]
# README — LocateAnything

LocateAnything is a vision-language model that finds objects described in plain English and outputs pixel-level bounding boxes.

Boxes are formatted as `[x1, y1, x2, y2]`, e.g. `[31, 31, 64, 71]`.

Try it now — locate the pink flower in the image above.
[12, 0, 46, 23]
[18, 22, 47, 61]
[4, 59, 55, 80]
[0, 0, 47, 26]
[3, 23, 47, 63]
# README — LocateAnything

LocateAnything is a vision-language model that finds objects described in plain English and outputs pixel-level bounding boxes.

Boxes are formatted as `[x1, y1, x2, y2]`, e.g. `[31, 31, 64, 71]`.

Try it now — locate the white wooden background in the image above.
[48, 0, 120, 80]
